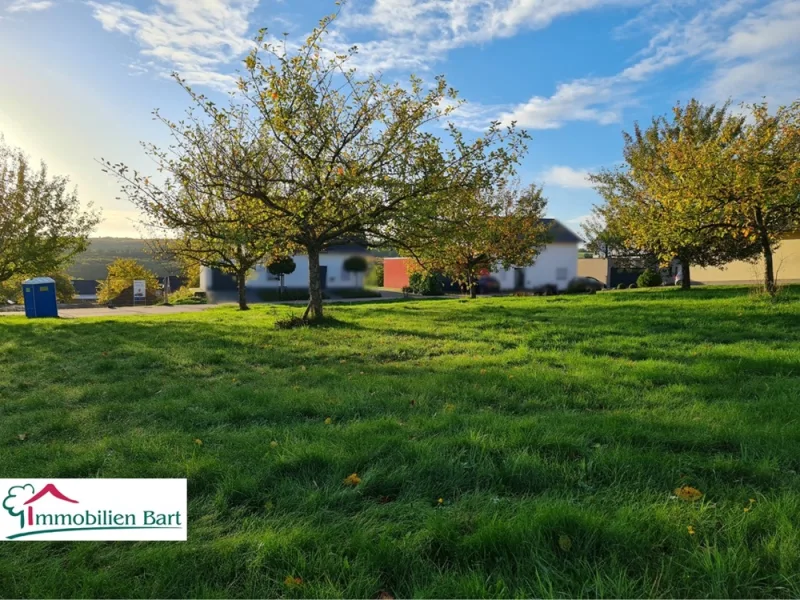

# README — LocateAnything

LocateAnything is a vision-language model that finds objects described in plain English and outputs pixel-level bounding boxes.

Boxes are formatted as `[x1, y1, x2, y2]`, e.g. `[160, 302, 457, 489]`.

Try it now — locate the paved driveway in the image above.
[0, 304, 217, 319]
[0, 291, 413, 319]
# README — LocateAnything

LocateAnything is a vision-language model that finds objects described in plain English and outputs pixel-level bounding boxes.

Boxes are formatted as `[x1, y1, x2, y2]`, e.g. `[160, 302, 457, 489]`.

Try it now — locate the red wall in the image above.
[384, 258, 413, 289]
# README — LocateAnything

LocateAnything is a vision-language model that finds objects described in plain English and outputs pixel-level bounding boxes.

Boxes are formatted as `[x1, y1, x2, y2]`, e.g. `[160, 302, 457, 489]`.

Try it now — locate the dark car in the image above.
[477, 276, 501, 294]
[567, 276, 606, 293]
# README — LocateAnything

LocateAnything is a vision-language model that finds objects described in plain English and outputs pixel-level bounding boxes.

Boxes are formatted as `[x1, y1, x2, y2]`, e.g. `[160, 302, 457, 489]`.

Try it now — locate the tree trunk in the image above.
[760, 236, 776, 296]
[755, 208, 776, 296]
[680, 258, 691, 290]
[305, 247, 324, 321]
[279, 274, 284, 299]
[236, 271, 249, 310]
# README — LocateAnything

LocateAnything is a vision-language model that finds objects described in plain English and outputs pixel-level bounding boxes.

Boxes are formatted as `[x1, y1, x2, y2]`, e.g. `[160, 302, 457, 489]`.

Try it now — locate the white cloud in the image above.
[498, 0, 800, 129]
[88, 0, 259, 90]
[705, 0, 800, 104]
[499, 78, 628, 129]
[541, 166, 594, 189]
[340, 0, 640, 53]
[7, 0, 53, 12]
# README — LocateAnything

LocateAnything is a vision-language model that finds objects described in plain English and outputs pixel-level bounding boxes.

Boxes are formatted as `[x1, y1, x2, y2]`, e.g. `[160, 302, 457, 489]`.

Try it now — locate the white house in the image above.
[199, 242, 371, 296]
[383, 219, 582, 292]
[491, 220, 582, 291]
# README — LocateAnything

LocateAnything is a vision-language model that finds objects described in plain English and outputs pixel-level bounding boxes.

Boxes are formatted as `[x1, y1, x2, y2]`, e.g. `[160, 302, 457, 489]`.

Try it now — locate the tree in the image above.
[104, 117, 292, 310]
[406, 181, 549, 298]
[589, 100, 758, 290]
[343, 256, 368, 288]
[267, 256, 296, 298]
[97, 258, 160, 304]
[0, 271, 75, 304]
[105, 11, 527, 321]
[0, 137, 98, 285]
[688, 101, 800, 295]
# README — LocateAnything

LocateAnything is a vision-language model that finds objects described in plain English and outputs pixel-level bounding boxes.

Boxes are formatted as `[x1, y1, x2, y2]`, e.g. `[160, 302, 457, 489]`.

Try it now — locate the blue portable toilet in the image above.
[22, 277, 59, 318]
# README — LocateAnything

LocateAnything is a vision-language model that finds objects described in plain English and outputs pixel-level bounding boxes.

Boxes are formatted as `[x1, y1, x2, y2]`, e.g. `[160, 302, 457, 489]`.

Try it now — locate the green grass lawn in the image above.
[1, 287, 800, 598]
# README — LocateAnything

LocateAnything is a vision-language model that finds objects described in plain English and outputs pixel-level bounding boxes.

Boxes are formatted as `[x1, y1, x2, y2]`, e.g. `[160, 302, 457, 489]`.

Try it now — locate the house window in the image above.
[556, 267, 568, 281]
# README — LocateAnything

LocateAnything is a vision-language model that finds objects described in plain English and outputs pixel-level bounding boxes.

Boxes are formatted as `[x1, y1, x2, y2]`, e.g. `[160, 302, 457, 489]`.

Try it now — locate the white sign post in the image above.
[133, 280, 146, 305]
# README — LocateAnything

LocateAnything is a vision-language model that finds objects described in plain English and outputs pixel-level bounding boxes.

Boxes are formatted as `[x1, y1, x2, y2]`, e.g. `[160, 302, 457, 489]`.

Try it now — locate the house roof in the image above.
[542, 219, 583, 244]
[71, 280, 100, 295]
[325, 239, 370, 254]
[23, 277, 55, 285]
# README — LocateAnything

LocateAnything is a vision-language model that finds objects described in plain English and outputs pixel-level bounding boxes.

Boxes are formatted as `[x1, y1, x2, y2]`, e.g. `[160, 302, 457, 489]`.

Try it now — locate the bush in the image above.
[169, 287, 207, 305]
[365, 259, 384, 287]
[628, 283, 638, 289]
[616, 283, 626, 290]
[408, 272, 443, 296]
[267, 257, 297, 278]
[637, 269, 662, 288]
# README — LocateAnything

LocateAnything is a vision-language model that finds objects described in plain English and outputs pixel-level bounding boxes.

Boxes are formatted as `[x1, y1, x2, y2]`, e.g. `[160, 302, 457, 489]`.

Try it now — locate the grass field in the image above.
[1, 287, 800, 598]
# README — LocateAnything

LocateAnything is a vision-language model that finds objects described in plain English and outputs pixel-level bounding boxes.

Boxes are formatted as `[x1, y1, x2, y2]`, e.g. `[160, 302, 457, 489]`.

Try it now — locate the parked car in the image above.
[567, 276, 605, 293]
[477, 276, 501, 294]
[532, 283, 559, 296]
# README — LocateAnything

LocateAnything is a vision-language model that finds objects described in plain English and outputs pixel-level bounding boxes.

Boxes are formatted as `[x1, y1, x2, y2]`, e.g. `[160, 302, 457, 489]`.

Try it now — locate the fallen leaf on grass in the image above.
[674, 486, 703, 501]
[344, 473, 361, 486]
[17, 433, 28, 441]
[284, 576, 303, 587]
[194, 438, 203, 446]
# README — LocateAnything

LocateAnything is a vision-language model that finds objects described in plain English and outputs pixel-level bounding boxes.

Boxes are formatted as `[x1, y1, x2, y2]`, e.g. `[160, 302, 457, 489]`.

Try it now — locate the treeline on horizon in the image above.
[68, 238, 180, 280]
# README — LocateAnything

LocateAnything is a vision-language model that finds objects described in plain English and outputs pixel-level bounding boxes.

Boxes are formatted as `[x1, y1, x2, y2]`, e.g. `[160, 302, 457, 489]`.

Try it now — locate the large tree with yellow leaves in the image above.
[590, 100, 760, 289]
[104, 12, 527, 320]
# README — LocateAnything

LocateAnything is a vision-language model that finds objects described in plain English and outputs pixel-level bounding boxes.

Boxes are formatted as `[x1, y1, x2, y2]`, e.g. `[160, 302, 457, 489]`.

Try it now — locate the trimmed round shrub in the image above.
[616, 283, 626, 290]
[637, 269, 662, 288]
[343, 255, 368, 274]
[628, 283, 638, 289]
[267, 256, 297, 277]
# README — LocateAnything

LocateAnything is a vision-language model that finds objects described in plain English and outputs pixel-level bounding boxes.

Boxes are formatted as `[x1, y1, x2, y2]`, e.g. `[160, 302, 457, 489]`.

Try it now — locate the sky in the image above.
[1, 0, 798, 238]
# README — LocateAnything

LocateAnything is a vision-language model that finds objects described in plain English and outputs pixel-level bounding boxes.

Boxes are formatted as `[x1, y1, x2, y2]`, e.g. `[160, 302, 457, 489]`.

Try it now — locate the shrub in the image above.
[616, 283, 626, 290]
[267, 257, 297, 278]
[628, 283, 638, 289]
[365, 258, 384, 287]
[169, 287, 207, 305]
[408, 272, 443, 296]
[343, 255, 369, 288]
[637, 269, 662, 288]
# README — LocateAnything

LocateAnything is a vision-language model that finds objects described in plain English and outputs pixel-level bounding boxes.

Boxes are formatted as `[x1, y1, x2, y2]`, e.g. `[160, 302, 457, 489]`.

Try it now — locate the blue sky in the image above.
[1, 0, 798, 237]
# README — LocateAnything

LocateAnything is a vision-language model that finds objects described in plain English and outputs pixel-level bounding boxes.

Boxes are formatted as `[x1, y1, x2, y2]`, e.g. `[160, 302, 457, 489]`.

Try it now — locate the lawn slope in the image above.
[1, 287, 800, 598]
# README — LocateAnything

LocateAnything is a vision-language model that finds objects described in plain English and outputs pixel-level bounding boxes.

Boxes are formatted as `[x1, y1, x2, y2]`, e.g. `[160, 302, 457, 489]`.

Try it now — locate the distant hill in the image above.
[67, 238, 180, 280]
